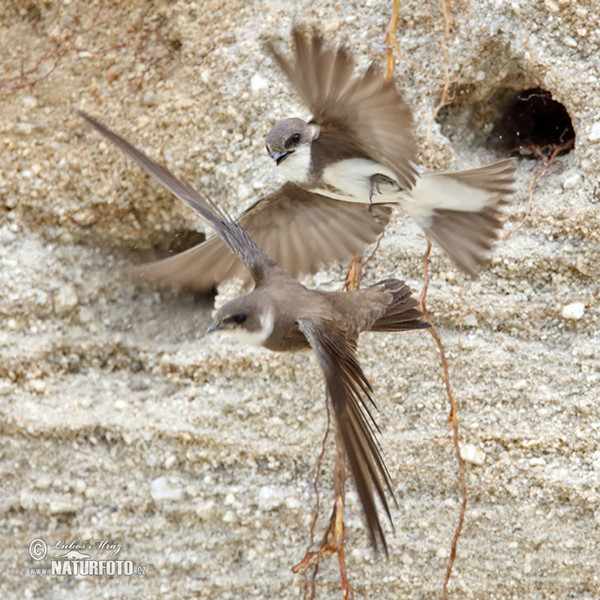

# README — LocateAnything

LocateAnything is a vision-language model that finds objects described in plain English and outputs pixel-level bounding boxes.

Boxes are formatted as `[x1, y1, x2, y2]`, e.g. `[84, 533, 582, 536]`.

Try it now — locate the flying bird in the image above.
[80, 111, 431, 552]
[265, 28, 517, 274]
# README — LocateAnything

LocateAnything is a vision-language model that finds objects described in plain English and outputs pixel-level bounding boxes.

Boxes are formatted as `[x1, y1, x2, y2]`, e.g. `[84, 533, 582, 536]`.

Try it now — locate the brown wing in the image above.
[129, 183, 392, 291]
[268, 28, 418, 189]
[298, 317, 395, 554]
[80, 112, 277, 285]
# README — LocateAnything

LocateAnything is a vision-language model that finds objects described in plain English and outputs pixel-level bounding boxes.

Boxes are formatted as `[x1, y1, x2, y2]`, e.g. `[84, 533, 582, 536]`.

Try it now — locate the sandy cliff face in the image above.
[1, 1, 598, 598]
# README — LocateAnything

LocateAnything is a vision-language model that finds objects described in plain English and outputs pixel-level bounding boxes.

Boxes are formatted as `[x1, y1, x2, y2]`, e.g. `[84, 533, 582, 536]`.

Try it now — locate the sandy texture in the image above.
[1, 0, 599, 598]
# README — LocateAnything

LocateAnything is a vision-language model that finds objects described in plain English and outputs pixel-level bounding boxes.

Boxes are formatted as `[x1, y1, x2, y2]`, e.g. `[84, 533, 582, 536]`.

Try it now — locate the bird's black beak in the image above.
[207, 321, 223, 334]
[273, 150, 291, 166]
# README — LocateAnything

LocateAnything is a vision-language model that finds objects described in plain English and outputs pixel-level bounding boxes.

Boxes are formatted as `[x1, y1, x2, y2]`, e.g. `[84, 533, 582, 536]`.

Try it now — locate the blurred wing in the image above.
[79, 111, 275, 285]
[298, 317, 395, 554]
[268, 28, 418, 189]
[129, 183, 392, 291]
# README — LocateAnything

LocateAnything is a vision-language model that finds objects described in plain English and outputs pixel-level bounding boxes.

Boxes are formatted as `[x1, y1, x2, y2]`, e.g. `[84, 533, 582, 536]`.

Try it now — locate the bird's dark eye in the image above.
[289, 133, 301, 144]
[234, 314, 246, 325]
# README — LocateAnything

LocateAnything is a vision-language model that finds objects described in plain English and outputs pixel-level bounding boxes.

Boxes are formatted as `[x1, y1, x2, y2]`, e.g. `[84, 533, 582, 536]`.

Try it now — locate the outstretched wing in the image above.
[267, 28, 418, 189]
[298, 317, 395, 553]
[131, 183, 392, 291]
[79, 111, 276, 285]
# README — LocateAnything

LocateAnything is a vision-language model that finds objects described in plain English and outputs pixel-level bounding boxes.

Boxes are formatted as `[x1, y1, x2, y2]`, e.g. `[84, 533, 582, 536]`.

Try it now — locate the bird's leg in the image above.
[369, 173, 397, 200]
[368, 173, 399, 218]
[344, 254, 363, 291]
[292, 429, 350, 600]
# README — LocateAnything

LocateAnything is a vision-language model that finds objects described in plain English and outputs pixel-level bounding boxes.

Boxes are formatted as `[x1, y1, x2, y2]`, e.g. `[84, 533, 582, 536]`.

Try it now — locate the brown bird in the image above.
[80, 111, 430, 552]
[265, 27, 517, 274]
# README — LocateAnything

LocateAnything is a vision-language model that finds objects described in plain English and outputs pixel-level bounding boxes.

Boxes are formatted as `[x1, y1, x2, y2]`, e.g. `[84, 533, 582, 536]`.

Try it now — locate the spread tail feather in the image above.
[369, 279, 430, 332]
[424, 205, 503, 274]
[405, 159, 517, 274]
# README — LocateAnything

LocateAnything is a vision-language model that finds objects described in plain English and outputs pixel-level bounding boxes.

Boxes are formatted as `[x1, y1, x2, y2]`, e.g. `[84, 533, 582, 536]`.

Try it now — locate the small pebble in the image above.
[562, 173, 580, 190]
[463, 314, 478, 327]
[164, 455, 177, 469]
[105, 65, 121, 83]
[15, 122, 34, 135]
[22, 96, 38, 109]
[72, 479, 87, 494]
[462, 443, 486, 466]
[258, 486, 284, 510]
[195, 500, 215, 520]
[29, 379, 46, 393]
[561, 302, 585, 320]
[35, 474, 53, 490]
[54, 286, 79, 314]
[150, 476, 184, 501]
[589, 122, 600, 142]
[72, 209, 97, 226]
[250, 73, 268, 95]
[285, 496, 301, 510]
[50, 500, 78, 514]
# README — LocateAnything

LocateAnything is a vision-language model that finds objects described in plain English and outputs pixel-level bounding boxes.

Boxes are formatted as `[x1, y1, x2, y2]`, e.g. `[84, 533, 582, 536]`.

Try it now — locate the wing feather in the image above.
[298, 317, 395, 553]
[127, 183, 392, 291]
[268, 29, 418, 189]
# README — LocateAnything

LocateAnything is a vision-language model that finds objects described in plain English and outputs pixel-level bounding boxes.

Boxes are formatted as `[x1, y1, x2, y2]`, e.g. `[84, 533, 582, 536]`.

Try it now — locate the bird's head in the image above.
[207, 293, 275, 347]
[265, 118, 320, 176]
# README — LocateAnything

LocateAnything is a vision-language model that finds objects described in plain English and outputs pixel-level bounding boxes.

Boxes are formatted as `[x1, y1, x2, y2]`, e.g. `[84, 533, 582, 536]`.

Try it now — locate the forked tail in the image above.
[405, 159, 517, 274]
[369, 279, 430, 332]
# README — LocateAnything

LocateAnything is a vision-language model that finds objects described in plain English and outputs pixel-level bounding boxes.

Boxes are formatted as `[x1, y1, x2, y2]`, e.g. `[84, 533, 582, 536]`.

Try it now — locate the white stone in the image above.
[150, 476, 184, 501]
[589, 122, 600, 142]
[464, 314, 478, 327]
[35, 474, 53, 490]
[22, 96, 38, 109]
[562, 173, 581, 190]
[250, 73, 268, 95]
[54, 286, 79, 314]
[561, 302, 585, 320]
[15, 122, 34, 135]
[258, 486, 284, 510]
[29, 379, 46, 393]
[462, 443, 486, 466]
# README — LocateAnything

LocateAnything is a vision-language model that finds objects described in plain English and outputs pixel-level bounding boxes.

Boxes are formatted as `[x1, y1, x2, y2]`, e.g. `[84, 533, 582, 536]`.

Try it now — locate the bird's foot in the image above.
[368, 172, 398, 202]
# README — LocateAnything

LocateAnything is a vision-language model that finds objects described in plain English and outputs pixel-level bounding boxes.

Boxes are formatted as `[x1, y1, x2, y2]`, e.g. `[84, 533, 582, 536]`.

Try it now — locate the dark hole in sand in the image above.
[490, 87, 575, 157]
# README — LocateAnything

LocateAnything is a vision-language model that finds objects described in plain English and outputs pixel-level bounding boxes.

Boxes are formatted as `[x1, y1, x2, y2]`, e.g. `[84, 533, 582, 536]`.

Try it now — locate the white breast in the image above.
[318, 158, 401, 204]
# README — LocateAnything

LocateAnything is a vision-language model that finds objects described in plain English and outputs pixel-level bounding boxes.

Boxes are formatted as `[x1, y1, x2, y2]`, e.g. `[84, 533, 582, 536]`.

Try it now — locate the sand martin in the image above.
[265, 28, 517, 274]
[80, 111, 430, 552]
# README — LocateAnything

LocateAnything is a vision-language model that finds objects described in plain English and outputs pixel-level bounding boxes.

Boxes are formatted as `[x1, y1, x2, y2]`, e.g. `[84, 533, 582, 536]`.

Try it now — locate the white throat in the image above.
[229, 309, 275, 347]
[277, 144, 312, 184]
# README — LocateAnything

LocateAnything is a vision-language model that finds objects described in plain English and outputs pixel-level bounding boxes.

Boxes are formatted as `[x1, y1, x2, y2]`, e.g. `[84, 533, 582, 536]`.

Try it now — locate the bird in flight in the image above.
[265, 27, 517, 275]
[80, 111, 431, 552]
